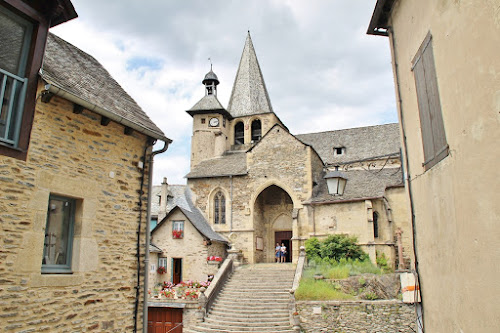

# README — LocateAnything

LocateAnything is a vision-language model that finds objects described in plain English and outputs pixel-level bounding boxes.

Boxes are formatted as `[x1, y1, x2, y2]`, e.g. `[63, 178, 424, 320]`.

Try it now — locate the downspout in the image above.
[388, 27, 424, 330]
[143, 140, 170, 333]
[230, 175, 233, 232]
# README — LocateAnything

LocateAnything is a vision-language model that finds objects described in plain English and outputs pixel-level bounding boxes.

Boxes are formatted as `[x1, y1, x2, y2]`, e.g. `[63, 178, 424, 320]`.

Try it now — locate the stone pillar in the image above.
[396, 228, 405, 270]
[197, 287, 207, 322]
[291, 208, 300, 263]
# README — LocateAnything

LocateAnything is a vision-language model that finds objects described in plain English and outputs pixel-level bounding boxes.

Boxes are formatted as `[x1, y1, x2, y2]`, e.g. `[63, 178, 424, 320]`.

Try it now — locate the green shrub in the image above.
[305, 234, 368, 262]
[363, 292, 379, 300]
[376, 252, 393, 273]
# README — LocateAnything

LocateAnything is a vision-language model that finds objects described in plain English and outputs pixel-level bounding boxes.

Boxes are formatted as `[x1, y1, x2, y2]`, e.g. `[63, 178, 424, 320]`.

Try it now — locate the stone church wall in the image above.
[0, 83, 150, 332]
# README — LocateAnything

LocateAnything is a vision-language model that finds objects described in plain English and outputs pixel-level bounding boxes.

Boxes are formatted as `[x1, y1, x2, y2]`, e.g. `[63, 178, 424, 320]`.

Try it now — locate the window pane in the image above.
[42, 196, 74, 271]
[220, 194, 226, 224]
[0, 6, 32, 76]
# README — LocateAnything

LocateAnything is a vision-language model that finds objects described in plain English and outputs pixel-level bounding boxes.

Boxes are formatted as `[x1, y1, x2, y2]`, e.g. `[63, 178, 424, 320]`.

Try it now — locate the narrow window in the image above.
[172, 221, 184, 239]
[42, 195, 76, 273]
[373, 211, 379, 238]
[150, 217, 158, 231]
[333, 147, 345, 156]
[201, 118, 206, 124]
[158, 257, 167, 269]
[412, 32, 448, 170]
[0, 6, 33, 147]
[214, 191, 226, 224]
[251, 119, 262, 142]
[234, 122, 244, 145]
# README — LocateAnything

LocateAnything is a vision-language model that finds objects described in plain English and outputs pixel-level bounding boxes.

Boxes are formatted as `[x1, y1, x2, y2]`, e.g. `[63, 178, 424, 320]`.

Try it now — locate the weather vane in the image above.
[208, 57, 212, 70]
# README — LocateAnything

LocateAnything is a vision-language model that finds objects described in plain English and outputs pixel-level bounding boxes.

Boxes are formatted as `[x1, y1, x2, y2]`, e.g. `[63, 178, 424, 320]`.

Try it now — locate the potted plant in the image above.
[157, 266, 166, 274]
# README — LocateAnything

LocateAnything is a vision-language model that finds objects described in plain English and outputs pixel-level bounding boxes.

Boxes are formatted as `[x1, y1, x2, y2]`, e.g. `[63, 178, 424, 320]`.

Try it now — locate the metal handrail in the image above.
[0, 67, 28, 146]
[165, 322, 182, 333]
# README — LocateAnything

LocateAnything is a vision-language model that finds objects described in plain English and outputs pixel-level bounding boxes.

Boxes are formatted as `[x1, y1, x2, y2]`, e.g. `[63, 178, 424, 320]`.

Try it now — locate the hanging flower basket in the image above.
[157, 266, 166, 274]
[172, 230, 183, 239]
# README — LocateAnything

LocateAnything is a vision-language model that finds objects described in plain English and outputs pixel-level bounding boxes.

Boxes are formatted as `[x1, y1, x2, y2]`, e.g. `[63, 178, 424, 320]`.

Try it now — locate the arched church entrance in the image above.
[253, 185, 293, 263]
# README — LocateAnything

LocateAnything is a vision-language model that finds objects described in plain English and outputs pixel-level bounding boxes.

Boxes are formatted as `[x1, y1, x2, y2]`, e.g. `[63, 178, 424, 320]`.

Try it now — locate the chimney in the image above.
[159, 177, 168, 219]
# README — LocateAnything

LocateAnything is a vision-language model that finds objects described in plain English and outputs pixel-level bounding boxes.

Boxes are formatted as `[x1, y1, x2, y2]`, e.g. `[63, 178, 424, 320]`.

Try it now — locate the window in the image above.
[42, 195, 75, 273]
[150, 217, 158, 231]
[201, 118, 206, 124]
[172, 221, 184, 239]
[158, 257, 167, 269]
[234, 122, 244, 145]
[0, 5, 33, 148]
[373, 211, 379, 238]
[214, 191, 226, 224]
[333, 147, 345, 156]
[412, 32, 448, 170]
[251, 119, 261, 142]
[150, 263, 157, 273]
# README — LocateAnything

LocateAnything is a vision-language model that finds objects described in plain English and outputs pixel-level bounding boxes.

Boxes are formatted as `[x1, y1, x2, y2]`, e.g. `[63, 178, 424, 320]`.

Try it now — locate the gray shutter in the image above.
[412, 33, 448, 170]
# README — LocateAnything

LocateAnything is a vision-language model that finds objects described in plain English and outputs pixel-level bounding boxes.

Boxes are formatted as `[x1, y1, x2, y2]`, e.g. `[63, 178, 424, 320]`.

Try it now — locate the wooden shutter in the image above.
[412, 32, 448, 170]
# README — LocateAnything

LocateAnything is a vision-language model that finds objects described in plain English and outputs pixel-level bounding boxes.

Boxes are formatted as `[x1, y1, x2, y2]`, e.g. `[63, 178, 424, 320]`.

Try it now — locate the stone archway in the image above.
[253, 185, 293, 263]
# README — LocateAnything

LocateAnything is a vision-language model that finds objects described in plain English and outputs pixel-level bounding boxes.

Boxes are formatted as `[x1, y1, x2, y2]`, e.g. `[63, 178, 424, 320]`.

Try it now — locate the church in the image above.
[149, 32, 413, 284]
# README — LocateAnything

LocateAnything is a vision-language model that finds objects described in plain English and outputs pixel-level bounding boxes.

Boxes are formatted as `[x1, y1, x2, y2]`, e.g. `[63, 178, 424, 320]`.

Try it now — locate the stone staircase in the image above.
[185, 263, 296, 333]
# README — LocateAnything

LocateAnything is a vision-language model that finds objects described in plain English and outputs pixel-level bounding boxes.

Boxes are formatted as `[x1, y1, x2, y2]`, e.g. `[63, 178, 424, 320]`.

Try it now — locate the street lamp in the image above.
[324, 166, 348, 196]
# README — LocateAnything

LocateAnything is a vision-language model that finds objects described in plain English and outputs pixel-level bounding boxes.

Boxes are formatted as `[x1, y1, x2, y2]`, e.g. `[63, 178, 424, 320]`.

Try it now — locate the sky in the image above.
[51, 0, 396, 185]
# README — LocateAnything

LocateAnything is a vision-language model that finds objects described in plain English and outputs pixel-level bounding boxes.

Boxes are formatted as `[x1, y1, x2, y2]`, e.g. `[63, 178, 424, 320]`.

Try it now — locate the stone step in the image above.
[213, 299, 290, 307]
[185, 328, 295, 333]
[219, 290, 290, 297]
[204, 317, 290, 326]
[209, 309, 289, 318]
[192, 322, 293, 332]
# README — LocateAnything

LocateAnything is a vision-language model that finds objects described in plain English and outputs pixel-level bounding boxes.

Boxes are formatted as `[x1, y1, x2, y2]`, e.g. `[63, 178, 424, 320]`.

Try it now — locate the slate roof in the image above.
[188, 94, 225, 112]
[307, 168, 404, 204]
[150, 184, 187, 217]
[296, 123, 401, 165]
[186, 152, 247, 179]
[227, 32, 274, 118]
[41, 33, 168, 141]
[149, 243, 163, 253]
[153, 186, 227, 243]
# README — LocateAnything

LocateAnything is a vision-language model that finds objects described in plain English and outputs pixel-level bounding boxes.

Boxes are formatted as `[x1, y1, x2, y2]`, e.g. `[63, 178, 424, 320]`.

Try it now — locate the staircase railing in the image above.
[198, 258, 233, 321]
[290, 246, 306, 332]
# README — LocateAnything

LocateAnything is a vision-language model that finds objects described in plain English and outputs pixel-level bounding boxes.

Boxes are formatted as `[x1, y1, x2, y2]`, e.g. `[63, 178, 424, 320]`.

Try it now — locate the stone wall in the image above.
[0, 84, 151, 332]
[296, 300, 416, 333]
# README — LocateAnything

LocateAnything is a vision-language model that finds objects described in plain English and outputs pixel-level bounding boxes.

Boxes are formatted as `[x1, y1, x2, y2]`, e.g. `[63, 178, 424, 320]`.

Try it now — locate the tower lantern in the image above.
[202, 65, 220, 96]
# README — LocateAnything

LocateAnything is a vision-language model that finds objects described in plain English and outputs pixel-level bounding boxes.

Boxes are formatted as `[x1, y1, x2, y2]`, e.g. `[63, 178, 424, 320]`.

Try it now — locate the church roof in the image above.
[41, 33, 168, 141]
[153, 186, 228, 243]
[296, 123, 401, 165]
[227, 32, 274, 118]
[186, 152, 247, 179]
[307, 168, 404, 204]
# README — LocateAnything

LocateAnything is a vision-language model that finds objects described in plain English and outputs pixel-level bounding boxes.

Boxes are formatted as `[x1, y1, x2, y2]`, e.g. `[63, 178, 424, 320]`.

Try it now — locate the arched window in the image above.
[234, 122, 244, 145]
[214, 191, 226, 224]
[373, 211, 379, 238]
[251, 119, 261, 142]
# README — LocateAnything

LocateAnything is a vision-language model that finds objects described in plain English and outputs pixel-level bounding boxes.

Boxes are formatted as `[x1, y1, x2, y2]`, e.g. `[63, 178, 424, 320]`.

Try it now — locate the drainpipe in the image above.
[230, 175, 233, 232]
[388, 27, 424, 330]
[143, 140, 170, 333]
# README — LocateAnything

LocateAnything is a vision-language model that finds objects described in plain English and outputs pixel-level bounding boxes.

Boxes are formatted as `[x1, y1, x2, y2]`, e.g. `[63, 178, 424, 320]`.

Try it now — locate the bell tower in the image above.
[186, 67, 232, 168]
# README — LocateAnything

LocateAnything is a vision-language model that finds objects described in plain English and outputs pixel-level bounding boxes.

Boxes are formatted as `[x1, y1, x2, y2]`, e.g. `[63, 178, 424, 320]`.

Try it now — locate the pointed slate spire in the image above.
[227, 31, 274, 117]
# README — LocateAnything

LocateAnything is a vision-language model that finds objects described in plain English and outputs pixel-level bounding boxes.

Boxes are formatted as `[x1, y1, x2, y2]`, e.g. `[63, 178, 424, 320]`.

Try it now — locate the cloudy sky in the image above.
[51, 0, 396, 185]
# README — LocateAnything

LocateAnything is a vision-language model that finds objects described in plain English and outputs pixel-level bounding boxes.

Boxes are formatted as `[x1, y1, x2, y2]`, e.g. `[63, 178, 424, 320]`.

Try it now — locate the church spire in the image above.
[227, 31, 274, 117]
[202, 60, 219, 96]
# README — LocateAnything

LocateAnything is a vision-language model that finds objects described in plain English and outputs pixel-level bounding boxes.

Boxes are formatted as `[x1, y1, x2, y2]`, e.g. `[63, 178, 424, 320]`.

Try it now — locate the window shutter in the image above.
[412, 33, 448, 170]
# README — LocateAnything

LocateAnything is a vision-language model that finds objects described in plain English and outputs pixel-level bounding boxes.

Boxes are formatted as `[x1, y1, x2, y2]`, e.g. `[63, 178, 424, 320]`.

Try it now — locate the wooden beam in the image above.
[73, 103, 83, 114]
[100, 116, 111, 126]
[124, 126, 133, 135]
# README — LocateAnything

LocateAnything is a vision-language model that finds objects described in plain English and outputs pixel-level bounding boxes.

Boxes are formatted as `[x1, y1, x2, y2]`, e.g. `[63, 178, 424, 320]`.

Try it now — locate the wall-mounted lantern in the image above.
[324, 166, 348, 196]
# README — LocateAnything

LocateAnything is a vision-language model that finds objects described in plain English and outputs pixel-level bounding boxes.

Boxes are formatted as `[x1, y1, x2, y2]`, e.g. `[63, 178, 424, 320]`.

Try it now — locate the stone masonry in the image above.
[0, 84, 151, 332]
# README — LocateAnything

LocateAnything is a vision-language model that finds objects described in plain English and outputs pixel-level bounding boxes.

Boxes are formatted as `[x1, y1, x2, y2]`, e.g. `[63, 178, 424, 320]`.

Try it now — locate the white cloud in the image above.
[51, 0, 396, 185]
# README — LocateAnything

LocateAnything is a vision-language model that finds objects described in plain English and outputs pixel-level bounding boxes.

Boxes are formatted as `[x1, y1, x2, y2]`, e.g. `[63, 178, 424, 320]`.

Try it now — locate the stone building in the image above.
[0, 2, 170, 331]
[150, 33, 413, 286]
[368, 0, 500, 332]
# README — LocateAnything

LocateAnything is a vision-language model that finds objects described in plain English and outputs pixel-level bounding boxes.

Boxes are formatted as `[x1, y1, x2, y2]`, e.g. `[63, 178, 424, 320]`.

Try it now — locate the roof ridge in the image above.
[295, 122, 399, 137]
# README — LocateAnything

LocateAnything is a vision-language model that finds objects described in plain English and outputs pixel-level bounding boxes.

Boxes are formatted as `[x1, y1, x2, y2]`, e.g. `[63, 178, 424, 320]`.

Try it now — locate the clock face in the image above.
[209, 117, 219, 127]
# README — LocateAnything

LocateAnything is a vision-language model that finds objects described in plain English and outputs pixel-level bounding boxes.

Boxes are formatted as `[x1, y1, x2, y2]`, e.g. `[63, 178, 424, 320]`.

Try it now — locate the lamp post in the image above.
[324, 166, 348, 196]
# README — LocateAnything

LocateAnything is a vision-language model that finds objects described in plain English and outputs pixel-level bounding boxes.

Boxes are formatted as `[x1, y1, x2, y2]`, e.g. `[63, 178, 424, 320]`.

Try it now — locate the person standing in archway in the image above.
[280, 243, 287, 263]
[275, 242, 281, 263]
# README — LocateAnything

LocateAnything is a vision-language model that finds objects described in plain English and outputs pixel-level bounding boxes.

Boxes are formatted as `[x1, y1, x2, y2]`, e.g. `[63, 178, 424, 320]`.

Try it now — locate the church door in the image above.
[275, 231, 292, 262]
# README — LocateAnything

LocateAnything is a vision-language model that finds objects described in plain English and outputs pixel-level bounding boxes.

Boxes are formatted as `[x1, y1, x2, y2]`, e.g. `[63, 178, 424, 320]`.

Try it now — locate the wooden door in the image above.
[172, 258, 182, 285]
[275, 231, 292, 262]
[148, 307, 182, 333]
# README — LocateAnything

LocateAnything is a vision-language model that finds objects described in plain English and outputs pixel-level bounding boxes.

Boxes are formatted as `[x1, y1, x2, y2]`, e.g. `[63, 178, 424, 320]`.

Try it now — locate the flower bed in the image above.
[149, 280, 211, 300]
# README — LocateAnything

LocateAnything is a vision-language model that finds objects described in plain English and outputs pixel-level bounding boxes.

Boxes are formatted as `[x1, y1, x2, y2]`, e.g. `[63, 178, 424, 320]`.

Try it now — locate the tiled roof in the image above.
[307, 168, 404, 204]
[153, 186, 227, 243]
[41, 33, 167, 141]
[227, 32, 274, 118]
[150, 184, 187, 218]
[188, 94, 225, 112]
[149, 243, 163, 253]
[296, 123, 401, 165]
[186, 152, 247, 179]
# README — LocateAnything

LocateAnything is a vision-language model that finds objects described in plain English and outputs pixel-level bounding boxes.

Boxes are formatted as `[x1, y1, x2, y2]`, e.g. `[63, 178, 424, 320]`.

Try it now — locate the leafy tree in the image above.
[305, 237, 321, 260]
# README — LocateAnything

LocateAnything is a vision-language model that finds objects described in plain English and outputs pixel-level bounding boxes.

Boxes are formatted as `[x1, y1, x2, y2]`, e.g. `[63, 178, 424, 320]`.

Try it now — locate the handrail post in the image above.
[197, 287, 207, 322]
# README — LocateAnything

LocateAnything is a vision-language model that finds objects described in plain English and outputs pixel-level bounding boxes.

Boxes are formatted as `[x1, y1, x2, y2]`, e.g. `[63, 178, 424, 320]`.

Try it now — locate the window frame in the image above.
[411, 32, 449, 170]
[41, 194, 76, 274]
[251, 119, 262, 142]
[234, 121, 244, 145]
[158, 257, 167, 269]
[0, 1, 50, 160]
[172, 220, 184, 239]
